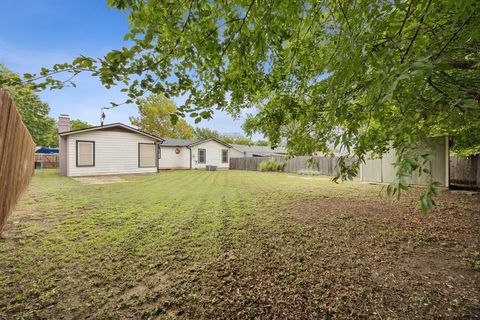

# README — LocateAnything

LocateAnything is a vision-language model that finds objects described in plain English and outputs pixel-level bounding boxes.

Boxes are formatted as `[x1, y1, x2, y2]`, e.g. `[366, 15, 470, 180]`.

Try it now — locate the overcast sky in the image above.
[0, 0, 260, 138]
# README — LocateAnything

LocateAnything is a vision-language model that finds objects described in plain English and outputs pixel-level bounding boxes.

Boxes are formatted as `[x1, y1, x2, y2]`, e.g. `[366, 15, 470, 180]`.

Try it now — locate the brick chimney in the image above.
[58, 114, 71, 133]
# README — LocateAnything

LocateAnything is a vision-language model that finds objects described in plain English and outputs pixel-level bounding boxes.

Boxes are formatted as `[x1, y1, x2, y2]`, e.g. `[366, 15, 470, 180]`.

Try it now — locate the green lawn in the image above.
[0, 170, 479, 319]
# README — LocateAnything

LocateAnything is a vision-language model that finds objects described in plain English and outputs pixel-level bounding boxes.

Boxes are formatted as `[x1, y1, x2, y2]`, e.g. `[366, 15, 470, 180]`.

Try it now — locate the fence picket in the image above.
[0, 90, 36, 232]
[229, 155, 351, 176]
[449, 155, 479, 188]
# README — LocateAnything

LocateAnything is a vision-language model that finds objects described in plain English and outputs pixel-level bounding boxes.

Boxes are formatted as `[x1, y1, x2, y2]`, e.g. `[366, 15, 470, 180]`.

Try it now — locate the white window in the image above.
[198, 148, 206, 164]
[76, 141, 94, 167]
[222, 149, 228, 163]
[139, 143, 156, 168]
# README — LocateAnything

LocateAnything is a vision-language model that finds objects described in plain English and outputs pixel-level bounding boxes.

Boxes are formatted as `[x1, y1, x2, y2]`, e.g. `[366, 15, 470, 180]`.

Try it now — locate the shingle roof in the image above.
[59, 123, 164, 141]
[231, 144, 287, 155]
[161, 138, 199, 147]
[160, 137, 232, 148]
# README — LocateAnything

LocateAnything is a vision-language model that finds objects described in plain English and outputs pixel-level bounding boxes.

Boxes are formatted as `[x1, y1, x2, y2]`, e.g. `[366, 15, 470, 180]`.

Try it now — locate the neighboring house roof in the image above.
[161, 137, 232, 148]
[231, 144, 287, 156]
[59, 123, 164, 142]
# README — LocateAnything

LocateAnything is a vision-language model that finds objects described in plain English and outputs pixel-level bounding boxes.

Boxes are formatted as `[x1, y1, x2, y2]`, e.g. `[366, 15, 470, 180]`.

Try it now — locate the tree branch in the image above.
[220, 0, 256, 59]
[434, 12, 474, 60]
[397, 0, 413, 37]
[337, 1, 352, 34]
[401, 0, 432, 63]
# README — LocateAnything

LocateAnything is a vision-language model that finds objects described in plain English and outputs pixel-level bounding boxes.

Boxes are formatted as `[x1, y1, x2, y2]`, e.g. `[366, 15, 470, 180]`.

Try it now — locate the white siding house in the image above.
[158, 146, 191, 169]
[58, 117, 163, 177]
[190, 139, 230, 169]
[58, 116, 232, 176]
[158, 138, 232, 170]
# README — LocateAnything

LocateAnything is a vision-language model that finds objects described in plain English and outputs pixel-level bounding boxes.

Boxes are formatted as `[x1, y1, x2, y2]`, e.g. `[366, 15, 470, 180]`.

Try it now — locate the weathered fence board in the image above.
[450, 155, 479, 189]
[0, 90, 36, 233]
[230, 155, 351, 176]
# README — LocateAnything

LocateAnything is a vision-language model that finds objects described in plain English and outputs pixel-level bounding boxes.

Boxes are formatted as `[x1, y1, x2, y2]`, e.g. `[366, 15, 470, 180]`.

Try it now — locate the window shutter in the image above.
[139, 144, 156, 167]
[77, 142, 94, 166]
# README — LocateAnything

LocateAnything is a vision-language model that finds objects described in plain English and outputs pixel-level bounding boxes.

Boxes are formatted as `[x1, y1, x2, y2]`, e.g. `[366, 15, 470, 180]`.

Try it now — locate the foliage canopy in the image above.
[1, 65, 57, 147]
[193, 127, 262, 145]
[3, 0, 480, 210]
[70, 119, 93, 131]
[130, 94, 195, 139]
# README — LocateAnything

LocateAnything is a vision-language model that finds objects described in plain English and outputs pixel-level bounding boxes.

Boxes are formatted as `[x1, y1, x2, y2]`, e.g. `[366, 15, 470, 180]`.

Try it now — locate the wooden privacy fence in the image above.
[35, 154, 59, 168]
[230, 155, 351, 175]
[450, 155, 480, 189]
[0, 90, 36, 233]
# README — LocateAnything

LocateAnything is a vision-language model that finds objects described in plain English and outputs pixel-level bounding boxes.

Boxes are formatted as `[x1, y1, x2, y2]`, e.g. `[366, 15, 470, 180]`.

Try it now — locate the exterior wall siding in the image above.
[190, 140, 230, 169]
[66, 130, 158, 176]
[159, 146, 191, 169]
[229, 148, 244, 158]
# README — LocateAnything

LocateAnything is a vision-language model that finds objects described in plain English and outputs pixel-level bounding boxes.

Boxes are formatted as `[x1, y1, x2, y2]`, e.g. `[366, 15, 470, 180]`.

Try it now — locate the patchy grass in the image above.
[0, 170, 479, 319]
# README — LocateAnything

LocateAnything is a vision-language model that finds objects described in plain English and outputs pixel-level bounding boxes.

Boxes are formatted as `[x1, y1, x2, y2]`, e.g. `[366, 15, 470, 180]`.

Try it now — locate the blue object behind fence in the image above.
[35, 147, 59, 154]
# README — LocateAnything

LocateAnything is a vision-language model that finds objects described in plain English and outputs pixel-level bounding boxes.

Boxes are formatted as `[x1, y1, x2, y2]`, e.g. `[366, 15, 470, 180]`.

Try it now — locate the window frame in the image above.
[221, 149, 228, 163]
[198, 148, 206, 164]
[138, 143, 157, 168]
[76, 140, 95, 167]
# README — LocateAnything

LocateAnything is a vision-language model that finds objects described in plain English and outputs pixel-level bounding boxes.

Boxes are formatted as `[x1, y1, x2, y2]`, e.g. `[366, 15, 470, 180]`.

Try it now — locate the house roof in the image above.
[59, 123, 164, 141]
[161, 138, 198, 147]
[161, 137, 232, 148]
[231, 144, 287, 155]
[188, 137, 232, 148]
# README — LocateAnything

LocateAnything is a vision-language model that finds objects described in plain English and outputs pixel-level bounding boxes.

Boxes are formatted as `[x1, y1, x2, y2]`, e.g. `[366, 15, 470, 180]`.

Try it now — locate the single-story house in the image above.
[58, 115, 163, 176]
[57, 115, 232, 176]
[159, 138, 232, 170]
[360, 137, 450, 187]
[58, 115, 163, 177]
[230, 144, 287, 158]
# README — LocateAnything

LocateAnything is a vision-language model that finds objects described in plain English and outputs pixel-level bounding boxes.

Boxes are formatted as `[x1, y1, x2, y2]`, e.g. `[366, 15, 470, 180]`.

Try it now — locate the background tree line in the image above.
[1, 65, 266, 147]
[130, 93, 270, 145]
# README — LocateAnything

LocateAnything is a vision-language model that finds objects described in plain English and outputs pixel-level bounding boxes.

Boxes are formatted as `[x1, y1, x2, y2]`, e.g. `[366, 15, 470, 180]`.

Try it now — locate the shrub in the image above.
[259, 159, 286, 172]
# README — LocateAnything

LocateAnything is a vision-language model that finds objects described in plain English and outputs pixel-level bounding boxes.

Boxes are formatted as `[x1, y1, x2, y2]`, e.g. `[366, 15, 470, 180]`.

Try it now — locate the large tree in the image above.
[70, 119, 93, 131]
[4, 0, 480, 210]
[130, 94, 194, 139]
[193, 127, 264, 145]
[0, 65, 57, 147]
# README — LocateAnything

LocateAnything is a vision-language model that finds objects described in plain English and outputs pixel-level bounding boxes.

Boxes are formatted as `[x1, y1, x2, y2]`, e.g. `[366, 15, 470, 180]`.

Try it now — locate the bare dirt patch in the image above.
[272, 191, 480, 319]
[73, 176, 128, 185]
